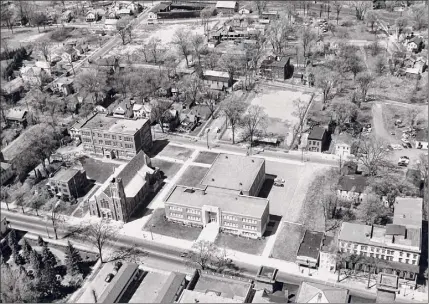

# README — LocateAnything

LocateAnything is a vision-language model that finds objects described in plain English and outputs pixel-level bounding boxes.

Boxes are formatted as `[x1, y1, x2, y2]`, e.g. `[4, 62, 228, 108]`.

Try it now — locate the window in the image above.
[243, 225, 257, 231]
[381, 249, 385, 254]
[170, 213, 183, 218]
[412, 260, 416, 265]
[124, 137, 133, 142]
[406, 253, 410, 258]
[223, 215, 238, 221]
[169, 206, 183, 211]
[370, 247, 374, 252]
[376, 254, 379, 258]
[99, 140, 103, 144]
[387, 256, 393, 261]
[104, 134, 110, 138]
[100, 199, 109, 209]
[224, 222, 238, 228]
[361, 246, 368, 251]
[105, 140, 112, 146]
[83, 137, 91, 143]
[187, 215, 200, 221]
[353, 244, 358, 249]
[242, 218, 257, 224]
[354, 250, 357, 254]
[413, 254, 417, 259]
[347, 249, 351, 253]
[406, 259, 409, 264]
[125, 143, 134, 149]
[340, 242, 345, 248]
[112, 135, 116, 140]
[376, 248, 380, 253]
[82, 131, 90, 136]
[119, 136, 122, 140]
[187, 209, 200, 215]
[399, 258, 403, 263]
[347, 243, 351, 248]
[370, 253, 374, 257]
[113, 142, 118, 146]
[400, 252, 403, 257]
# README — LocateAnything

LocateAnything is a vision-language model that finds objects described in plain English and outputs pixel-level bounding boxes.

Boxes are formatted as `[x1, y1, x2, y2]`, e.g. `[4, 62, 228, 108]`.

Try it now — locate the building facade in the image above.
[47, 168, 88, 201]
[337, 175, 368, 203]
[259, 56, 293, 80]
[215, 1, 238, 15]
[89, 151, 162, 222]
[307, 127, 327, 152]
[165, 185, 269, 239]
[79, 113, 153, 160]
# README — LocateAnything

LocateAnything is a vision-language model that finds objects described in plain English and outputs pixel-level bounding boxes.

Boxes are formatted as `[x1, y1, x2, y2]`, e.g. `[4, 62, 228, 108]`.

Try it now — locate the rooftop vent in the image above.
[239, 182, 242, 186]
[225, 156, 228, 159]
[252, 160, 254, 162]
[212, 178, 215, 181]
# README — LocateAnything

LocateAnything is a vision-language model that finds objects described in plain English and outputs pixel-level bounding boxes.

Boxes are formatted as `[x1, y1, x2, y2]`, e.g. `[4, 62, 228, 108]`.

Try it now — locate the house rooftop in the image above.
[338, 175, 368, 193]
[393, 197, 423, 229]
[80, 113, 149, 135]
[216, 1, 237, 9]
[415, 129, 428, 142]
[308, 126, 326, 140]
[200, 153, 265, 193]
[179, 289, 242, 303]
[50, 168, 82, 183]
[297, 230, 324, 260]
[166, 185, 269, 218]
[296, 282, 349, 303]
[2, 77, 25, 94]
[321, 235, 336, 253]
[6, 108, 27, 121]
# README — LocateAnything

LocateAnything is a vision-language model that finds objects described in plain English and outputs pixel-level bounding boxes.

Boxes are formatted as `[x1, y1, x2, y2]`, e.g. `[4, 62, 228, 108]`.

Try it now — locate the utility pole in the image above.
[206, 128, 210, 149]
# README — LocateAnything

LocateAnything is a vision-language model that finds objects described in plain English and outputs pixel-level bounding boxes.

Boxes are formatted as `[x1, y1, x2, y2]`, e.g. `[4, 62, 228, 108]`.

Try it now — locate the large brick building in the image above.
[47, 168, 88, 201]
[79, 113, 153, 160]
[89, 151, 162, 222]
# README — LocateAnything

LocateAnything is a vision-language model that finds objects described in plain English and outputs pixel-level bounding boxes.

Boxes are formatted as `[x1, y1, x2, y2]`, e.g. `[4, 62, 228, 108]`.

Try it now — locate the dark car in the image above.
[274, 182, 285, 187]
[105, 273, 114, 283]
[180, 252, 188, 258]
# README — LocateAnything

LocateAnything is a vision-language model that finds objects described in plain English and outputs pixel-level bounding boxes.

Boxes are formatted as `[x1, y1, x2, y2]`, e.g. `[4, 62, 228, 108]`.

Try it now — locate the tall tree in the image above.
[183, 74, 203, 105]
[356, 136, 391, 176]
[299, 27, 317, 62]
[7, 229, 19, 254]
[64, 241, 82, 275]
[83, 219, 118, 263]
[74, 68, 107, 104]
[37, 236, 45, 247]
[191, 34, 206, 66]
[22, 239, 34, 264]
[150, 99, 175, 133]
[220, 99, 247, 144]
[116, 17, 133, 45]
[44, 200, 65, 240]
[218, 52, 244, 82]
[187, 241, 218, 270]
[355, 72, 374, 104]
[410, 4, 428, 30]
[289, 98, 311, 149]
[33, 12, 48, 33]
[395, 17, 408, 39]
[355, 191, 389, 225]
[254, 1, 267, 15]
[29, 250, 44, 277]
[333, 1, 342, 25]
[349, 1, 372, 21]
[330, 98, 359, 131]
[241, 105, 268, 148]
[314, 67, 337, 103]
[41, 243, 57, 269]
[365, 11, 378, 32]
[172, 29, 191, 67]
[148, 37, 162, 64]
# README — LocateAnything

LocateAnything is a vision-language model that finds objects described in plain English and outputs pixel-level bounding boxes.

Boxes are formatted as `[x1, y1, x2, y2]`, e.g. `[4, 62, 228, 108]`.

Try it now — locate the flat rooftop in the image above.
[80, 113, 149, 135]
[393, 197, 422, 229]
[192, 272, 251, 300]
[297, 230, 324, 260]
[51, 168, 81, 183]
[166, 185, 269, 218]
[179, 290, 243, 303]
[200, 153, 265, 193]
[129, 271, 168, 303]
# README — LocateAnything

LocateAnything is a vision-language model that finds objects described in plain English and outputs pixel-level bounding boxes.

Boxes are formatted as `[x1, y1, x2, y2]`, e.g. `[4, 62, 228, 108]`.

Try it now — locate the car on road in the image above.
[398, 158, 409, 166]
[105, 273, 114, 282]
[274, 178, 285, 183]
[400, 156, 410, 160]
[402, 143, 409, 149]
[180, 252, 188, 258]
[274, 181, 285, 187]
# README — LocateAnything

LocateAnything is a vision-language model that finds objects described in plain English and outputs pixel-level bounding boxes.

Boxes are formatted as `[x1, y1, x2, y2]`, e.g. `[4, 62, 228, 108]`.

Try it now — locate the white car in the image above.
[274, 178, 285, 184]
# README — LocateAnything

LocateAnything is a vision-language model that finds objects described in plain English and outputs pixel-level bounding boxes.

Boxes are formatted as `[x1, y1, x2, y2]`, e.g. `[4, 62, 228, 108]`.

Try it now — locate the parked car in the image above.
[400, 156, 410, 160]
[398, 158, 409, 166]
[274, 182, 285, 187]
[180, 252, 188, 258]
[274, 178, 285, 183]
[105, 273, 114, 283]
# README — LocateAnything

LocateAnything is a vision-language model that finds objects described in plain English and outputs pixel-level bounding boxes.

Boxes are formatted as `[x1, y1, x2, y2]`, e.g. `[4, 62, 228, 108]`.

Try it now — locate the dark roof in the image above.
[308, 126, 326, 140]
[385, 224, 406, 236]
[261, 57, 290, 69]
[155, 272, 186, 303]
[98, 263, 139, 303]
[338, 175, 368, 193]
[203, 75, 231, 82]
[117, 150, 150, 186]
[376, 290, 396, 303]
[415, 129, 428, 142]
[297, 230, 324, 260]
[410, 37, 423, 45]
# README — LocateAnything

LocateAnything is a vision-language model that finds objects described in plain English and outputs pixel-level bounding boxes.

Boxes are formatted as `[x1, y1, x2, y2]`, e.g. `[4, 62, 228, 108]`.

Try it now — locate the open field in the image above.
[143, 208, 202, 241]
[176, 165, 209, 188]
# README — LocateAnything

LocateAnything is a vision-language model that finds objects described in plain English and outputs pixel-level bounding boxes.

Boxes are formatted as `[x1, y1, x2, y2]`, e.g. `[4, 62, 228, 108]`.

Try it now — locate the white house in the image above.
[239, 8, 251, 14]
[415, 130, 428, 149]
[406, 37, 423, 53]
[20, 66, 47, 86]
[337, 175, 368, 203]
[86, 11, 98, 22]
[335, 134, 354, 158]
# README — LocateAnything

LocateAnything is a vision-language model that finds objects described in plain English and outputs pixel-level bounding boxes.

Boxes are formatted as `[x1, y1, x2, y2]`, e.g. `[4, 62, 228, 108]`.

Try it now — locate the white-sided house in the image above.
[337, 175, 368, 203]
[20, 66, 46, 87]
[415, 129, 428, 149]
[104, 18, 118, 30]
[86, 11, 98, 22]
[335, 134, 354, 158]
[35, 61, 52, 76]
[239, 8, 251, 14]
[133, 103, 151, 119]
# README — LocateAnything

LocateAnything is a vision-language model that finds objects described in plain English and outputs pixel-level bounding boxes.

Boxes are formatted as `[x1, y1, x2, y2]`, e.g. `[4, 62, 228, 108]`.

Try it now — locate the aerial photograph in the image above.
[0, 0, 427, 303]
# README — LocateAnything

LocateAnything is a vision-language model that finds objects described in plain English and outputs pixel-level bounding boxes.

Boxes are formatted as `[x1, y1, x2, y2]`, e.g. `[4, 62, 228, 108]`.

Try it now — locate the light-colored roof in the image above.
[178, 290, 242, 303]
[203, 70, 230, 78]
[200, 153, 264, 193]
[405, 67, 419, 74]
[50, 168, 82, 183]
[296, 282, 349, 303]
[166, 185, 269, 218]
[123, 165, 153, 198]
[393, 197, 423, 229]
[105, 18, 118, 25]
[35, 61, 51, 69]
[80, 113, 149, 135]
[216, 1, 237, 9]
[117, 8, 131, 14]
[6, 108, 27, 121]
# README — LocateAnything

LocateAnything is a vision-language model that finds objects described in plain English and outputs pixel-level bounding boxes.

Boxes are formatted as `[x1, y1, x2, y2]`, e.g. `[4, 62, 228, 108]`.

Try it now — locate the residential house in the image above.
[337, 197, 423, 288]
[406, 36, 423, 53]
[319, 235, 338, 273]
[179, 113, 199, 131]
[0, 162, 14, 185]
[296, 282, 349, 303]
[216, 1, 238, 15]
[307, 126, 328, 152]
[106, 10, 117, 19]
[161, 109, 180, 130]
[47, 168, 89, 201]
[117, 8, 131, 18]
[260, 11, 278, 20]
[405, 67, 420, 79]
[148, 1, 172, 23]
[54, 77, 74, 96]
[86, 11, 99, 22]
[5, 108, 27, 128]
[415, 129, 428, 149]
[79, 113, 153, 160]
[414, 57, 427, 73]
[89, 151, 162, 222]
[20, 66, 47, 87]
[335, 133, 354, 158]
[61, 10, 72, 22]
[69, 113, 97, 141]
[113, 100, 134, 118]
[104, 18, 118, 30]
[296, 230, 325, 269]
[61, 48, 79, 63]
[202, 70, 234, 91]
[239, 8, 251, 14]
[35, 61, 52, 75]
[337, 175, 368, 203]
[259, 56, 293, 80]
[2, 77, 25, 101]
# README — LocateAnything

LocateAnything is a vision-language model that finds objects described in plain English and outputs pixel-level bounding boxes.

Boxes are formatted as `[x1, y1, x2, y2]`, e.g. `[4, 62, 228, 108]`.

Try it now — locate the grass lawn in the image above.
[214, 233, 268, 256]
[151, 159, 182, 179]
[79, 156, 120, 183]
[144, 208, 202, 241]
[158, 145, 194, 161]
[194, 151, 219, 164]
[271, 222, 306, 262]
[176, 166, 209, 188]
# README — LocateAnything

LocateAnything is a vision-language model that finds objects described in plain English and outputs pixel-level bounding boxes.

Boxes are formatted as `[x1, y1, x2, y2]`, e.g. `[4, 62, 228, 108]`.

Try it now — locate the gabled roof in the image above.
[216, 1, 237, 9]
[2, 77, 25, 94]
[296, 282, 349, 303]
[308, 126, 326, 140]
[338, 175, 368, 193]
[6, 108, 27, 121]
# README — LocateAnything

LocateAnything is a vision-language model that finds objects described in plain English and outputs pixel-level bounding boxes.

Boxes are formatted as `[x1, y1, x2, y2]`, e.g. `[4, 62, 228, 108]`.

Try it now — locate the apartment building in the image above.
[47, 168, 88, 201]
[338, 197, 422, 288]
[79, 113, 153, 160]
[165, 185, 269, 239]
[200, 153, 265, 196]
[89, 151, 162, 222]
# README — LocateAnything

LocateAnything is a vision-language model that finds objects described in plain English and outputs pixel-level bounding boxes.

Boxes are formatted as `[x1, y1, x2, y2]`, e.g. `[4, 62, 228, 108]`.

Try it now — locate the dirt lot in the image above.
[143, 208, 202, 241]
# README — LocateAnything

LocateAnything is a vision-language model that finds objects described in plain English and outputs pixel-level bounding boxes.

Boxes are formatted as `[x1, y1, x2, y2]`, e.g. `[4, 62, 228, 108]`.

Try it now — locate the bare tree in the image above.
[355, 191, 389, 225]
[44, 200, 65, 240]
[37, 42, 51, 63]
[203, 91, 221, 118]
[267, 18, 295, 55]
[365, 11, 378, 32]
[241, 105, 268, 148]
[204, 52, 220, 70]
[150, 99, 175, 133]
[200, 7, 215, 34]
[112, 71, 133, 98]
[183, 74, 203, 105]
[218, 52, 244, 82]
[355, 72, 374, 104]
[1, 5, 15, 32]
[254, 1, 267, 15]
[410, 4, 428, 30]
[148, 37, 162, 64]
[74, 68, 107, 104]
[220, 99, 247, 144]
[299, 27, 317, 62]
[314, 67, 338, 103]
[116, 17, 133, 45]
[289, 98, 311, 149]
[191, 34, 206, 66]
[330, 98, 359, 131]
[356, 136, 392, 176]
[348, 1, 372, 21]
[172, 30, 191, 67]
[187, 240, 217, 270]
[84, 219, 118, 263]
[395, 17, 408, 39]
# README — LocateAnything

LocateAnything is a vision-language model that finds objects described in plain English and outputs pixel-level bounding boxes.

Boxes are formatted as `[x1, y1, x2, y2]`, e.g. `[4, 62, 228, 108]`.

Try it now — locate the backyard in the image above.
[143, 208, 202, 241]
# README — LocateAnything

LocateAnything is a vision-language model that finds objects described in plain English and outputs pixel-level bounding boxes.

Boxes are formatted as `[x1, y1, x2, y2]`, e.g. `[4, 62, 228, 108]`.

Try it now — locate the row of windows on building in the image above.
[309, 140, 320, 146]
[224, 222, 257, 231]
[168, 207, 259, 224]
[81, 131, 133, 142]
[82, 138, 135, 149]
[340, 248, 417, 264]
[340, 242, 418, 259]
